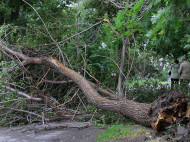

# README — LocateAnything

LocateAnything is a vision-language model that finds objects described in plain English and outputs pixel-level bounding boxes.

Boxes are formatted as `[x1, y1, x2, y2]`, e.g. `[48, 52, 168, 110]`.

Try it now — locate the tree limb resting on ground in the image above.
[0, 40, 189, 131]
[0, 40, 151, 126]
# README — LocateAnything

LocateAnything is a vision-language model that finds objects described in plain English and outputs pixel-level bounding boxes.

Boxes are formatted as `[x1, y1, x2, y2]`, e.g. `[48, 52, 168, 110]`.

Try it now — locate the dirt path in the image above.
[0, 122, 105, 142]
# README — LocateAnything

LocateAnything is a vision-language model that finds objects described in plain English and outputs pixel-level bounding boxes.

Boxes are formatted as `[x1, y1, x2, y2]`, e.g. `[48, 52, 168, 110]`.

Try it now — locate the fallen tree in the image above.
[0, 41, 189, 131]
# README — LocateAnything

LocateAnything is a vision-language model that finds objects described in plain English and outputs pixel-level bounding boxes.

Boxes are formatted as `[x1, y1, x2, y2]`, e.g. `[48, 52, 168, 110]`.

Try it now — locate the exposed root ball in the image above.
[149, 91, 189, 131]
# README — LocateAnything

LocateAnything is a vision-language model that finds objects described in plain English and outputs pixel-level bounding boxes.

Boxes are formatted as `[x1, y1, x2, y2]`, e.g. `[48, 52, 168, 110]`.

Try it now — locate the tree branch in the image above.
[0, 40, 151, 126]
[2, 85, 42, 101]
[58, 21, 103, 44]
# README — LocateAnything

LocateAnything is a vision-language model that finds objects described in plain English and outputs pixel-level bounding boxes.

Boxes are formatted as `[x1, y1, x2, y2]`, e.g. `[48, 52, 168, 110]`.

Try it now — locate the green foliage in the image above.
[145, 0, 190, 57]
[126, 80, 171, 103]
[81, 0, 118, 22]
[180, 34, 190, 58]
[126, 78, 160, 86]
[126, 78, 189, 104]
[160, 70, 168, 81]
[87, 105, 126, 127]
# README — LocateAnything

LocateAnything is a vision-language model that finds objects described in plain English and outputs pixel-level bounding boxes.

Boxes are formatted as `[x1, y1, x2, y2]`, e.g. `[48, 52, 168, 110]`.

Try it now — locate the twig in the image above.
[109, 0, 125, 9]
[58, 21, 103, 45]
[0, 98, 28, 104]
[71, 101, 81, 120]
[92, 55, 127, 80]
[30, 68, 51, 97]
[90, 108, 97, 121]
[103, 19, 120, 35]
[0, 105, 48, 121]
[2, 85, 42, 101]
[126, 33, 137, 80]
[56, 88, 80, 108]
[76, 92, 88, 112]
[38, 91, 69, 117]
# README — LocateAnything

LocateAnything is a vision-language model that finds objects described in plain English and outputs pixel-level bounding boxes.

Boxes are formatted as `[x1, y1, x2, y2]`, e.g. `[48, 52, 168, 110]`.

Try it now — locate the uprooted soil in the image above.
[0, 121, 189, 142]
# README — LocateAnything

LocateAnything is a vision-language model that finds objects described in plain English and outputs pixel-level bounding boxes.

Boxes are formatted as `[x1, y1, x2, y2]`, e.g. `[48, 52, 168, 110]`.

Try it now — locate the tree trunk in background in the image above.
[117, 38, 126, 99]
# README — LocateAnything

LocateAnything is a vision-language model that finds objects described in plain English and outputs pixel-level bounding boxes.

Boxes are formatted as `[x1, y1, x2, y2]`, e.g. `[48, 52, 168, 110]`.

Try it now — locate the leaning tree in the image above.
[0, 40, 189, 131]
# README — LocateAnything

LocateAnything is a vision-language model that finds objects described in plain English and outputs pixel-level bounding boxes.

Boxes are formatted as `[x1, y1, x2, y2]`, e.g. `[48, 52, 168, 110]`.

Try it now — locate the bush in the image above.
[126, 80, 172, 103]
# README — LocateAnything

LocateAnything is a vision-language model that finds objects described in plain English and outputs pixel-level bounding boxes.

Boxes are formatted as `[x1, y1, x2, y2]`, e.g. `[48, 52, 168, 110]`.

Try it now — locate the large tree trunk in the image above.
[0, 41, 189, 130]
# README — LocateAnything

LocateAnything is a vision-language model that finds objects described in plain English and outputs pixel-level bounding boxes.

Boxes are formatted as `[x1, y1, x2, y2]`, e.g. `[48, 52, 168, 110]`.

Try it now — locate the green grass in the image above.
[96, 121, 147, 142]
[96, 124, 131, 142]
